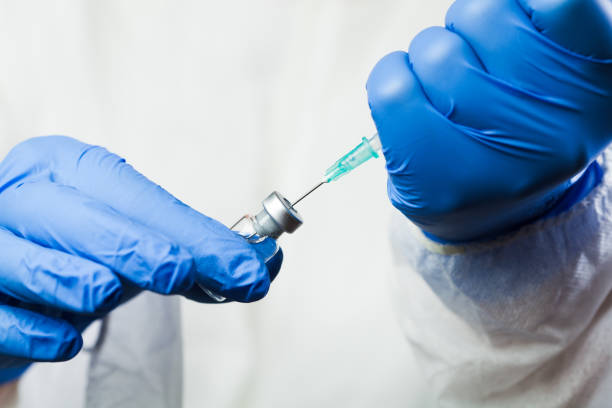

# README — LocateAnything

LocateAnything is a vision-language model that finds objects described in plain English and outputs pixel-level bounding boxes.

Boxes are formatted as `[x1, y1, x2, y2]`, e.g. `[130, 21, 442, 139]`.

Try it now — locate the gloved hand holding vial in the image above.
[0, 136, 282, 381]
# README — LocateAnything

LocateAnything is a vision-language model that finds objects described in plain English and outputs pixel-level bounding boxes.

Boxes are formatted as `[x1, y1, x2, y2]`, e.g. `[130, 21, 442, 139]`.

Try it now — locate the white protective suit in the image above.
[390, 151, 612, 407]
[1, 0, 611, 407]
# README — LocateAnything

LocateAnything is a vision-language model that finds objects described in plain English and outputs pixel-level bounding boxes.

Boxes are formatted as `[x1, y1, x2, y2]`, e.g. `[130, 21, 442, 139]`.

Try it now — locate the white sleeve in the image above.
[390, 152, 612, 408]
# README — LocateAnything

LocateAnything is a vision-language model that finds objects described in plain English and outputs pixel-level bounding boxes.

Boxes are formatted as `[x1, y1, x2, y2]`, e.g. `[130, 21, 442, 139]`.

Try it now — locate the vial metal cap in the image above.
[253, 191, 303, 239]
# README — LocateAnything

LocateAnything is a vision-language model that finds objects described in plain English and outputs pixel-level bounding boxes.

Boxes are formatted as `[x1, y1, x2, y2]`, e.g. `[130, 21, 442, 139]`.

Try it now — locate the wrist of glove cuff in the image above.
[421, 161, 604, 244]
[541, 161, 604, 219]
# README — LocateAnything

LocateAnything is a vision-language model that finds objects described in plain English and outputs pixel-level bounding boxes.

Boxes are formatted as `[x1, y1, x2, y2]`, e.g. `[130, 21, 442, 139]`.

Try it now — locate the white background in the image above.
[0, 1, 453, 406]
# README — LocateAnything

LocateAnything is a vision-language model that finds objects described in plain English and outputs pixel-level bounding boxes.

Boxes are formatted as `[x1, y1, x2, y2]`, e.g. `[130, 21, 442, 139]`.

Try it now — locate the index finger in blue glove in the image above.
[0, 228, 122, 314]
[0, 305, 82, 362]
[0, 181, 195, 296]
[2, 136, 274, 302]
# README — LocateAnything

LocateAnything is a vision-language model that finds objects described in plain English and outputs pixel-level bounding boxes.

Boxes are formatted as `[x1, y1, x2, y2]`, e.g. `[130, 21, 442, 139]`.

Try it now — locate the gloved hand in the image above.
[367, 0, 612, 242]
[0, 136, 282, 382]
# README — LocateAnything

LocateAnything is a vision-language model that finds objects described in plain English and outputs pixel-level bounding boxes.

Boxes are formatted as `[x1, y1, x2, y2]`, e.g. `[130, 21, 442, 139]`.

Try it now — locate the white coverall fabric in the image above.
[85, 294, 182, 408]
[16, 294, 181, 408]
[390, 152, 612, 407]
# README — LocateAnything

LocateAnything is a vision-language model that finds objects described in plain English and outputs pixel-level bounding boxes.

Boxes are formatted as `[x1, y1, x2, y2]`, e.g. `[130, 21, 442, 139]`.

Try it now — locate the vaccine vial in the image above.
[201, 191, 303, 302]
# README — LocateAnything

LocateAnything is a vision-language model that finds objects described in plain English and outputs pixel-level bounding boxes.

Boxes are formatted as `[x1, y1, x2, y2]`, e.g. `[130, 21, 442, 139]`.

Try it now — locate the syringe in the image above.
[291, 133, 382, 206]
[204, 134, 381, 302]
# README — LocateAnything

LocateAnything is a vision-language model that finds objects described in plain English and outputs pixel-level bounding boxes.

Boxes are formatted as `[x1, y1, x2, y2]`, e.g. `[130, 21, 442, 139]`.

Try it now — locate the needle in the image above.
[291, 181, 325, 207]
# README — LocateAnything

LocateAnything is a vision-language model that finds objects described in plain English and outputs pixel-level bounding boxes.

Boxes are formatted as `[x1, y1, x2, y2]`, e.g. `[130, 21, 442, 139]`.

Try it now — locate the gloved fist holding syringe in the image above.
[364, 0, 612, 242]
[293, 0, 612, 243]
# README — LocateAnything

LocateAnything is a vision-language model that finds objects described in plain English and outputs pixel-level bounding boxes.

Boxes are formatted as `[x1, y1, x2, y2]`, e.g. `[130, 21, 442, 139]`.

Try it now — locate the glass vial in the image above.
[201, 191, 303, 302]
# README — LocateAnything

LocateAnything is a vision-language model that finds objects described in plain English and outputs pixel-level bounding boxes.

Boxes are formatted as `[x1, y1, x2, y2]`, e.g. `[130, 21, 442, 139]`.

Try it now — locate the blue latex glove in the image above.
[0, 136, 282, 381]
[366, 0, 612, 242]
